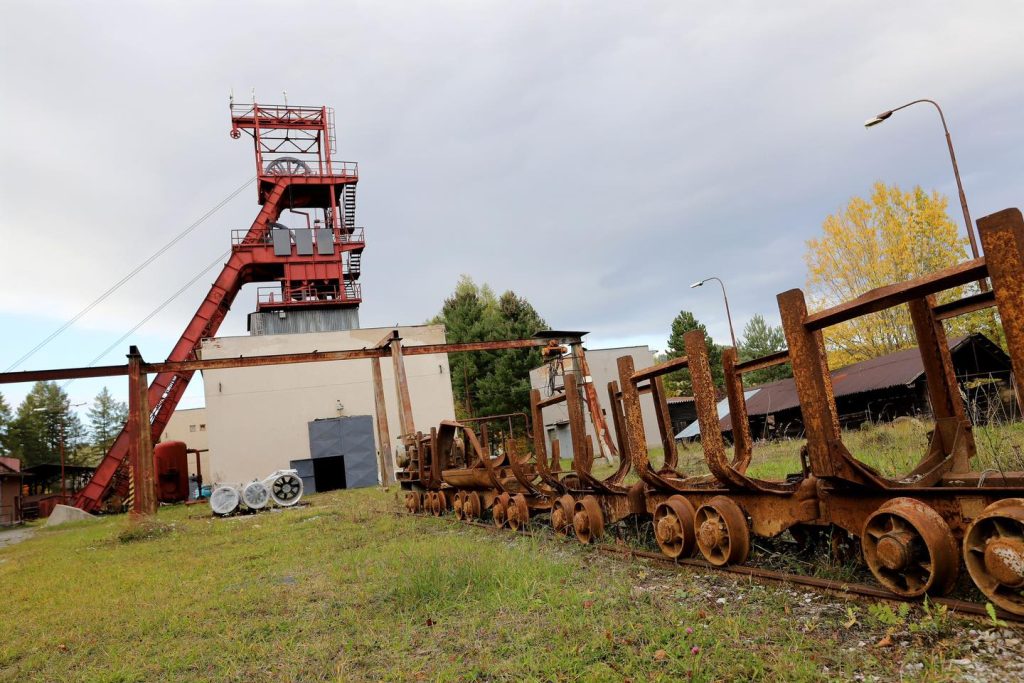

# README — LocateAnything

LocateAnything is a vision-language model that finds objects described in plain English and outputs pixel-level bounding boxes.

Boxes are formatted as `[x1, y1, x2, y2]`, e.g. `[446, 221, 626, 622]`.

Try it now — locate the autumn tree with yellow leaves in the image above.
[804, 182, 996, 367]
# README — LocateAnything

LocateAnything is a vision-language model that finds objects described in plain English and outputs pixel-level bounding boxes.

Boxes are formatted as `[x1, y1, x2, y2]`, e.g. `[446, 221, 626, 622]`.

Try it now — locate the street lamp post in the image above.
[865, 99, 986, 291]
[690, 277, 738, 350]
[34, 402, 85, 502]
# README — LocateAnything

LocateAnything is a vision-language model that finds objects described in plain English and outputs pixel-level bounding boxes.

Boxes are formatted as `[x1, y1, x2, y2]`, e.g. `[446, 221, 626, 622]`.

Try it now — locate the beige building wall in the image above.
[530, 346, 664, 455]
[200, 324, 455, 485]
[159, 407, 213, 480]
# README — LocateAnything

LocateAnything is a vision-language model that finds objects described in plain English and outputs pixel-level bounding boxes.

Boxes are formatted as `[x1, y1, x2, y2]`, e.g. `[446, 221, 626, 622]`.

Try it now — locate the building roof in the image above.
[0, 456, 22, 477]
[21, 463, 96, 478]
[677, 391, 758, 439]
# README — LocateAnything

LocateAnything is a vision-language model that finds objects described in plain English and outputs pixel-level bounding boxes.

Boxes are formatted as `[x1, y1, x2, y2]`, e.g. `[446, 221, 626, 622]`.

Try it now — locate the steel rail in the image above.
[409, 513, 1021, 624]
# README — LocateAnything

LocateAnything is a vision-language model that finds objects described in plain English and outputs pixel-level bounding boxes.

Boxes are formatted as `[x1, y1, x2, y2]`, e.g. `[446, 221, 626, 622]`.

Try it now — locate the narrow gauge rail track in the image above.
[402, 511, 1022, 624]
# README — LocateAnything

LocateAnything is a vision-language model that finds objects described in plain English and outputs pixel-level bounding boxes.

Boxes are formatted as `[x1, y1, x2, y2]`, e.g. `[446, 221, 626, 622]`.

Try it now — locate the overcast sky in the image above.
[2, 1, 1023, 413]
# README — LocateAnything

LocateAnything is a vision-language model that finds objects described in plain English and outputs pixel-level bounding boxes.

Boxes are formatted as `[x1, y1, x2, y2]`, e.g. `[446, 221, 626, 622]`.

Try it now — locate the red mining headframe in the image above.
[73, 102, 365, 512]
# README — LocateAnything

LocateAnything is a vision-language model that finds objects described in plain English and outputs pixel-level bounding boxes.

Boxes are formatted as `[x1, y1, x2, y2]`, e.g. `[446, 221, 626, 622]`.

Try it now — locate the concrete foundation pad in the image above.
[45, 504, 98, 527]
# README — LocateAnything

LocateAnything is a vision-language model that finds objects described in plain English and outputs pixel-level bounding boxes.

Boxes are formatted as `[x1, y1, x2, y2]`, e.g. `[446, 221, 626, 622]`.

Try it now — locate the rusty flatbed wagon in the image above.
[400, 207, 1024, 618]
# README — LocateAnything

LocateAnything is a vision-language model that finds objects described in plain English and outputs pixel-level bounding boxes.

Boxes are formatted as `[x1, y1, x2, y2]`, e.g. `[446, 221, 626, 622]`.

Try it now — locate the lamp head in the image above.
[689, 280, 706, 289]
[864, 110, 893, 128]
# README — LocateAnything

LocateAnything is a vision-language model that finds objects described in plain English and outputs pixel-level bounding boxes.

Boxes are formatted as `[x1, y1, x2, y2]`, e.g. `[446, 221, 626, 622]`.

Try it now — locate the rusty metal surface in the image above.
[574, 344, 619, 459]
[978, 209, 1024, 394]
[127, 347, 157, 516]
[932, 290, 996, 320]
[370, 356, 394, 483]
[734, 349, 789, 375]
[722, 348, 752, 472]
[803, 258, 988, 331]
[908, 297, 974, 475]
[778, 289, 860, 483]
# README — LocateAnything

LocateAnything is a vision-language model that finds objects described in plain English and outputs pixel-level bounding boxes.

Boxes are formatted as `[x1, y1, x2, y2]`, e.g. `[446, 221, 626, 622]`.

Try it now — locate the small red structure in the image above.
[75, 101, 365, 512]
[154, 441, 189, 503]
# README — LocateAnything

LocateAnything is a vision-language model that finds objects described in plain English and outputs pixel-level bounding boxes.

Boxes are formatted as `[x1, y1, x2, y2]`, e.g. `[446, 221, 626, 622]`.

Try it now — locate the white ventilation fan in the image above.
[241, 480, 271, 510]
[209, 485, 240, 516]
[263, 470, 304, 507]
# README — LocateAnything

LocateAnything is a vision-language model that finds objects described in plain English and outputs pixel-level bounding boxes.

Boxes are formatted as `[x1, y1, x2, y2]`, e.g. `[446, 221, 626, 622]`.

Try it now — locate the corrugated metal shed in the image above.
[717, 334, 1005, 432]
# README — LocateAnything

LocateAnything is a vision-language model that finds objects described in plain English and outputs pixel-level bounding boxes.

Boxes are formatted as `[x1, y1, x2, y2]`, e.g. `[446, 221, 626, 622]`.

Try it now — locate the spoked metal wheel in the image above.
[493, 493, 510, 528]
[695, 496, 750, 566]
[431, 491, 448, 516]
[453, 491, 467, 520]
[507, 494, 530, 531]
[404, 492, 420, 514]
[573, 495, 605, 544]
[265, 156, 311, 175]
[465, 491, 482, 520]
[654, 495, 696, 559]
[963, 498, 1024, 615]
[551, 494, 575, 535]
[862, 497, 959, 597]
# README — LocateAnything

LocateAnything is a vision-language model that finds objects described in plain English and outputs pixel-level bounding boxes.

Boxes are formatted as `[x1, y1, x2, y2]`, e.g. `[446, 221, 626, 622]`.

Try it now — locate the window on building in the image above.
[199, 424, 206, 431]
[189, 425, 197, 432]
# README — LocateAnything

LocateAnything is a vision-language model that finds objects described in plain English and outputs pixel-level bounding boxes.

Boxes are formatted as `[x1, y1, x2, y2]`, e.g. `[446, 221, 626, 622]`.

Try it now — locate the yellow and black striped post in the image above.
[125, 464, 135, 513]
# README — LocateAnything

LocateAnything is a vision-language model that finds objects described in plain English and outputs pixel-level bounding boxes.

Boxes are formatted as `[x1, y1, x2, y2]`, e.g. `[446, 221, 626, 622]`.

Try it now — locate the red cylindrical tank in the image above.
[154, 441, 189, 503]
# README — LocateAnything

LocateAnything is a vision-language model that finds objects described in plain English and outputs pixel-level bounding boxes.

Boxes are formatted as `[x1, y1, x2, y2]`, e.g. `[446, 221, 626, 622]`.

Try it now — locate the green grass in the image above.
[0, 488, 1005, 681]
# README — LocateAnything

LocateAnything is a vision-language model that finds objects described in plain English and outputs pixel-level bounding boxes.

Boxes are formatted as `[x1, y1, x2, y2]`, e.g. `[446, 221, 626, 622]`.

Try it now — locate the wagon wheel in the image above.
[422, 491, 434, 515]
[654, 495, 696, 559]
[862, 497, 959, 597]
[694, 496, 750, 566]
[404, 492, 420, 514]
[465, 491, 482, 520]
[551, 494, 575, 535]
[508, 494, 530, 531]
[493, 499, 509, 528]
[963, 498, 1024, 615]
[573, 495, 605, 544]
[432, 491, 448, 516]
[453, 491, 466, 520]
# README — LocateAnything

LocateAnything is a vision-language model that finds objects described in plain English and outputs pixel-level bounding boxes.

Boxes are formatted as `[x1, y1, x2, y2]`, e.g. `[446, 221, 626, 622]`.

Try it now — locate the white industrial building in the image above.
[190, 324, 456, 486]
[529, 346, 664, 458]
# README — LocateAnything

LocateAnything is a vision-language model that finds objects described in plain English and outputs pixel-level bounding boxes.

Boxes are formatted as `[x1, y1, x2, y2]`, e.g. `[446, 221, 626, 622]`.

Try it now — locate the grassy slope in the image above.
[0, 488, 1005, 682]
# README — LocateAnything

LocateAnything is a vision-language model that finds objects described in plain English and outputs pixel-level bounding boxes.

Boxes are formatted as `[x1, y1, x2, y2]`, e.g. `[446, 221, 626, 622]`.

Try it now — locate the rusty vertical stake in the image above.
[908, 296, 974, 473]
[616, 356, 650, 474]
[370, 356, 395, 485]
[564, 373, 592, 473]
[529, 389, 549, 469]
[777, 289, 850, 481]
[978, 209, 1024, 400]
[573, 343, 617, 463]
[127, 346, 156, 516]
[722, 347, 753, 471]
[390, 334, 415, 442]
[606, 380, 627, 461]
[683, 330, 729, 470]
[649, 375, 679, 470]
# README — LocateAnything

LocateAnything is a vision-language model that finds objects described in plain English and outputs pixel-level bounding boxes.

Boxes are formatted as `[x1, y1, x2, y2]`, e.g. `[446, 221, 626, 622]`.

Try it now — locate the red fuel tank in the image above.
[154, 441, 189, 503]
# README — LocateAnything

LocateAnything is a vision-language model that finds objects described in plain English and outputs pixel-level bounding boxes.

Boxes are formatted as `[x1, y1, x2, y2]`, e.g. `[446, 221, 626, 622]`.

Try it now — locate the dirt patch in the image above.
[0, 526, 35, 549]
